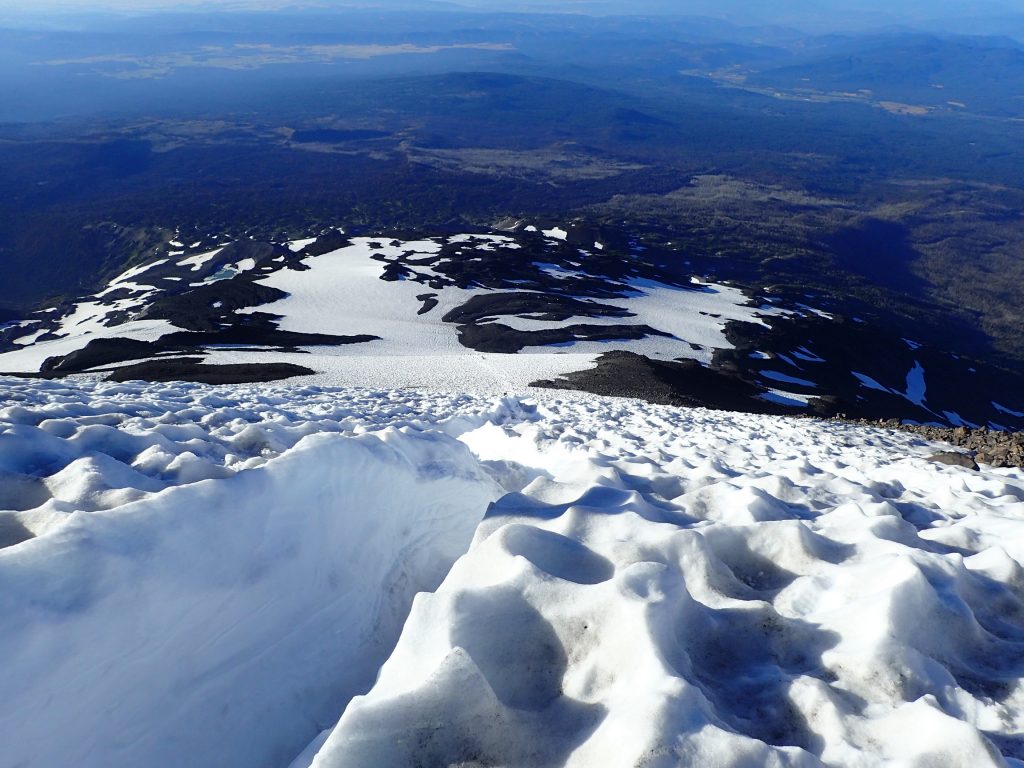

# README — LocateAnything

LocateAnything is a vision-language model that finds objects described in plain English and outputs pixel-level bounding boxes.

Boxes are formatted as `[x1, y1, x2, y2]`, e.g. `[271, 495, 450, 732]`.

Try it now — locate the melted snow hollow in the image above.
[1, 377, 1024, 767]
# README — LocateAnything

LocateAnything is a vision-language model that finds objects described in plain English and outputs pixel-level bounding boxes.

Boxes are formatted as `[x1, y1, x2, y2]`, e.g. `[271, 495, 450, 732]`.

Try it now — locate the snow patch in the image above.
[852, 370, 891, 393]
[761, 369, 816, 388]
[177, 248, 223, 272]
[904, 360, 927, 407]
[994, 401, 1024, 419]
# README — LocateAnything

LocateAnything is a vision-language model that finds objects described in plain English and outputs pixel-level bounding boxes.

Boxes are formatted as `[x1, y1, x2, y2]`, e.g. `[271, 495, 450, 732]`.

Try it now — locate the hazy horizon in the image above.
[5, 0, 1024, 36]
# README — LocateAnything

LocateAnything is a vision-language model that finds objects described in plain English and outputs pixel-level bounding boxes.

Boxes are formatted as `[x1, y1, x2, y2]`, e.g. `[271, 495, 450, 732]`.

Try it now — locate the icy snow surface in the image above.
[1, 377, 1024, 767]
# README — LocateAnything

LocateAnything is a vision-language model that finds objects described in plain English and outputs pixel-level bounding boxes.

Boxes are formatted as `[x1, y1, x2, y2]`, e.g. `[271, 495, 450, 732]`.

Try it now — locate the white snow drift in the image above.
[1, 377, 1023, 767]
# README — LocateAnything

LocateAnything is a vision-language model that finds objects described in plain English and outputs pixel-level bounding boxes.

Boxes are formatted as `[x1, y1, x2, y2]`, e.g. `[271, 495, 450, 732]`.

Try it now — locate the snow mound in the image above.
[0, 378, 502, 768]
[2, 378, 1024, 767]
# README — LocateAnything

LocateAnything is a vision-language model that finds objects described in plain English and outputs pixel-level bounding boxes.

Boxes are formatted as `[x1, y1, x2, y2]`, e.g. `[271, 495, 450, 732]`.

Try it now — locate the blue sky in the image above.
[4, 0, 1015, 9]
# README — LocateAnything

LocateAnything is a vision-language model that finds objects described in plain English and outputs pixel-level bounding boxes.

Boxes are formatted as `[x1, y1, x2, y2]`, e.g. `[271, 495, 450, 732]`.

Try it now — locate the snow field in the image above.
[1, 377, 1023, 767]
[239, 238, 485, 357]
[0, 232, 790, 395]
[244, 239, 779, 368]
[199, 348, 606, 394]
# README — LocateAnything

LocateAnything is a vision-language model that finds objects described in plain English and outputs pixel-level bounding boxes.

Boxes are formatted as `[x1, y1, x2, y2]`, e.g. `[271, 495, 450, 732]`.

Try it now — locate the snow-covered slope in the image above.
[2, 376, 1023, 767]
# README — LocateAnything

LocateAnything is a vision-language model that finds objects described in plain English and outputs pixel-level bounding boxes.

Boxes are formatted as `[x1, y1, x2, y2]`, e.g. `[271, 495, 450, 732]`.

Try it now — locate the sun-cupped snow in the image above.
[2, 376, 1024, 767]
[304, 398, 1024, 768]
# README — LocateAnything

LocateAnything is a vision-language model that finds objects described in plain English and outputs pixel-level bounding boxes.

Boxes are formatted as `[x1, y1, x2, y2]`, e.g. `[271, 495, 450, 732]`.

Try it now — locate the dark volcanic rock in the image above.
[838, 418, 1024, 468]
[381, 263, 415, 282]
[718, 300, 1024, 431]
[928, 451, 980, 471]
[417, 293, 439, 315]
[139, 278, 288, 332]
[106, 358, 315, 384]
[532, 350, 812, 414]
[213, 240, 277, 264]
[443, 293, 633, 325]
[41, 338, 170, 373]
[160, 329, 378, 349]
[299, 229, 351, 257]
[38, 330, 378, 375]
[458, 324, 669, 354]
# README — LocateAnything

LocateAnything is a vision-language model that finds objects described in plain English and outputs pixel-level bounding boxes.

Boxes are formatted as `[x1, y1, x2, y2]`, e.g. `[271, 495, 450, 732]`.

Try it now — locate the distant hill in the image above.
[748, 33, 1024, 117]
